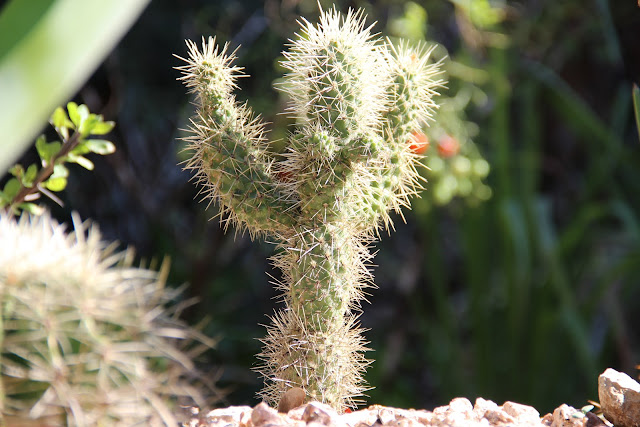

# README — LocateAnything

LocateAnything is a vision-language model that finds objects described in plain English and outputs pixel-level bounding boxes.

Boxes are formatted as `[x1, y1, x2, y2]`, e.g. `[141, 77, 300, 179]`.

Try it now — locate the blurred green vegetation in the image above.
[2, 0, 640, 416]
[0, 0, 149, 172]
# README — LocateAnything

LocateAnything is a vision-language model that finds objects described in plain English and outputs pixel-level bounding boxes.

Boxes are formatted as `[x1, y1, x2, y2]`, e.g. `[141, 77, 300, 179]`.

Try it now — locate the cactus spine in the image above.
[177, 6, 443, 411]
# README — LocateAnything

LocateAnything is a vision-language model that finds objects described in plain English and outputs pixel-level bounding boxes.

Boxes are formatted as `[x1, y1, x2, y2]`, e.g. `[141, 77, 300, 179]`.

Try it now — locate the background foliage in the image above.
[2, 0, 640, 416]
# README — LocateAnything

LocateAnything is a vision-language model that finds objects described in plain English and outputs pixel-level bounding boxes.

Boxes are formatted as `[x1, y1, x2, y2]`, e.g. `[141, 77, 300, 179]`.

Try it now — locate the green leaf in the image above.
[85, 139, 116, 155]
[36, 138, 61, 165]
[9, 164, 24, 178]
[91, 120, 115, 135]
[71, 140, 91, 155]
[51, 106, 74, 130]
[66, 153, 94, 170]
[68, 103, 92, 135]
[76, 103, 90, 127]
[3, 177, 21, 200]
[47, 141, 62, 162]
[0, 0, 55, 64]
[67, 101, 80, 126]
[633, 83, 640, 143]
[79, 113, 100, 135]
[35, 134, 47, 161]
[44, 176, 67, 192]
[51, 163, 69, 179]
[23, 163, 38, 187]
[75, 156, 94, 170]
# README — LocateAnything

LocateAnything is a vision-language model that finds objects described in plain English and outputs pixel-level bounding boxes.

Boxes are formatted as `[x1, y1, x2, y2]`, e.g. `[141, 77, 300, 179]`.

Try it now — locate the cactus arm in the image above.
[177, 38, 296, 238]
[382, 42, 446, 184]
[359, 43, 446, 230]
[278, 9, 391, 139]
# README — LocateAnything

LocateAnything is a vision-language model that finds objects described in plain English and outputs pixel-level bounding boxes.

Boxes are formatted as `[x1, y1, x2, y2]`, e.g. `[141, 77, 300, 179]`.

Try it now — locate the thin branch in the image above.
[7, 130, 83, 212]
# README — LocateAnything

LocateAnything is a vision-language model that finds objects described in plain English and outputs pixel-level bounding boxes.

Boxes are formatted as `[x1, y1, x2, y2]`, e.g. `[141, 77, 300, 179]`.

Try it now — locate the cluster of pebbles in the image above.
[182, 369, 640, 427]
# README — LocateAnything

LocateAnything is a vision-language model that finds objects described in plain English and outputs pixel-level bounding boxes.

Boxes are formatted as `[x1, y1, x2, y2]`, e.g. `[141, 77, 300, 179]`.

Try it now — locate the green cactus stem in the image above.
[177, 6, 444, 412]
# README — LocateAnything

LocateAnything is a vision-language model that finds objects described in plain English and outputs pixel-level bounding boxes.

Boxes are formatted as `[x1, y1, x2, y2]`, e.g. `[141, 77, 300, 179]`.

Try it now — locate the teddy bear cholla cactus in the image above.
[177, 7, 443, 411]
[0, 212, 214, 426]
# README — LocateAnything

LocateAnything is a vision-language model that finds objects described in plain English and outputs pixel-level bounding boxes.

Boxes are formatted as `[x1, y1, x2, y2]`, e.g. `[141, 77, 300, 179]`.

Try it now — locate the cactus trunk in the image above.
[177, 5, 444, 412]
[259, 223, 372, 409]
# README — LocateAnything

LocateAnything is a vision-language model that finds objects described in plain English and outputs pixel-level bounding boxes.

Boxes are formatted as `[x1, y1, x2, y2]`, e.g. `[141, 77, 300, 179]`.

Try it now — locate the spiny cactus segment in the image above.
[0, 212, 215, 425]
[177, 6, 444, 412]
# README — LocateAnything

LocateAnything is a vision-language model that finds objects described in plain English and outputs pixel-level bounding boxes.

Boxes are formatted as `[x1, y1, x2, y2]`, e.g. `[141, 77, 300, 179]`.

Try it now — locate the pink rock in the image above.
[474, 397, 509, 423]
[301, 402, 339, 425]
[397, 417, 422, 427]
[541, 412, 554, 426]
[251, 402, 283, 426]
[502, 401, 540, 423]
[551, 404, 585, 427]
[483, 408, 514, 425]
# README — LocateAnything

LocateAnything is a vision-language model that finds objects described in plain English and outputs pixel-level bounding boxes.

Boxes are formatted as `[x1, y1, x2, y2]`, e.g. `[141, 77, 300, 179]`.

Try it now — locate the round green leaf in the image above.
[44, 176, 67, 191]
[67, 101, 80, 127]
[23, 163, 38, 186]
[51, 105, 74, 130]
[3, 177, 21, 199]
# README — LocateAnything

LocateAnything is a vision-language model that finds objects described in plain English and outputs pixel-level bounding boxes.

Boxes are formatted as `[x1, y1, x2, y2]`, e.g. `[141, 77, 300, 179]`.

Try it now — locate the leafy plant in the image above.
[176, 6, 444, 411]
[1, 102, 115, 215]
[0, 0, 149, 173]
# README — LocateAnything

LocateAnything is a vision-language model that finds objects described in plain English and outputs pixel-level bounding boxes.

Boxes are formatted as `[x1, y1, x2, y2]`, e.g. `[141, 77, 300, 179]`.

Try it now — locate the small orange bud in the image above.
[437, 135, 459, 158]
[408, 131, 429, 154]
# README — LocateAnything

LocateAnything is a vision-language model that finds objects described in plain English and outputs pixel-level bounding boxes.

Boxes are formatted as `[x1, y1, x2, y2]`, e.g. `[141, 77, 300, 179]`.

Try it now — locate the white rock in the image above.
[340, 408, 378, 426]
[598, 368, 640, 427]
[502, 401, 540, 423]
[449, 397, 473, 414]
[377, 407, 396, 425]
[206, 406, 253, 423]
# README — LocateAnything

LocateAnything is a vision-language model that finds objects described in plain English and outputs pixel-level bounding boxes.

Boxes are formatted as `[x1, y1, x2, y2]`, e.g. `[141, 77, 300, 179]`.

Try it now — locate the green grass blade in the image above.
[633, 83, 640, 143]
[0, 0, 55, 63]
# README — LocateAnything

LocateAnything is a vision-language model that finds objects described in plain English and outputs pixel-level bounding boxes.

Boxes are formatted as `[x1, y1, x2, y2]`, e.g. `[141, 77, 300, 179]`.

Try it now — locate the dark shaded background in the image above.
[8, 0, 640, 415]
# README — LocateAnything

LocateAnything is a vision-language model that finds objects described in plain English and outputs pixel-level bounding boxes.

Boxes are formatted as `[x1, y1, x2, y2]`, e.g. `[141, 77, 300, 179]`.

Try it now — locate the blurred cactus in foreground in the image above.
[0, 212, 215, 425]
[177, 6, 444, 411]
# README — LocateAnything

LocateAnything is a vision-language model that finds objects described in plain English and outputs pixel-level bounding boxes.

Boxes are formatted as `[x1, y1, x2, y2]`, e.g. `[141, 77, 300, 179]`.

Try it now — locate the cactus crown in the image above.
[177, 5, 444, 412]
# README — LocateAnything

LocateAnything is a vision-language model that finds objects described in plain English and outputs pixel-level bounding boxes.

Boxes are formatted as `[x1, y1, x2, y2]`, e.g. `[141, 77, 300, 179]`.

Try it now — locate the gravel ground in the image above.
[180, 398, 611, 427]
